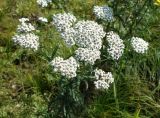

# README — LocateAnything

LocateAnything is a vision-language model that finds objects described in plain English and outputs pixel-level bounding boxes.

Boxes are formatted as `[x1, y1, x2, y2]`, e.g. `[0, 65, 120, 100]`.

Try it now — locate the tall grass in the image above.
[0, 0, 160, 117]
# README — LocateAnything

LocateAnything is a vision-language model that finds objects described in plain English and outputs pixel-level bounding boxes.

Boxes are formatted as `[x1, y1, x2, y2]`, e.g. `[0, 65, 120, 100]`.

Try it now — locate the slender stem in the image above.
[113, 81, 119, 109]
[113, 62, 119, 109]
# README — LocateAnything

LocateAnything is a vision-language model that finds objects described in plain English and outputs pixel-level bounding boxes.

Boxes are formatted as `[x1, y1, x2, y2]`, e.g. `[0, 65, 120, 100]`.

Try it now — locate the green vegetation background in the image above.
[0, 0, 160, 117]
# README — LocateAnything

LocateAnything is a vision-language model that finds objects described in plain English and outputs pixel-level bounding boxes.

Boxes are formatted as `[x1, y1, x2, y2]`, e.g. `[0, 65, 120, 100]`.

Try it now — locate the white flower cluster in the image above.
[75, 48, 101, 65]
[131, 37, 149, 54]
[94, 69, 114, 89]
[19, 18, 29, 22]
[38, 17, 48, 23]
[12, 33, 39, 50]
[60, 28, 76, 47]
[106, 31, 125, 60]
[17, 18, 35, 33]
[74, 20, 106, 50]
[93, 6, 114, 22]
[37, 0, 52, 7]
[52, 13, 77, 32]
[52, 14, 106, 50]
[12, 18, 39, 50]
[50, 57, 79, 78]
[53, 15, 106, 63]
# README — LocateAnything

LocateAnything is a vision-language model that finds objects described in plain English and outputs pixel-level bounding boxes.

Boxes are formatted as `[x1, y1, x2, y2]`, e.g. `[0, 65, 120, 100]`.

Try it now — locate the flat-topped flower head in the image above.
[19, 18, 29, 23]
[12, 33, 39, 51]
[106, 31, 125, 60]
[37, 0, 52, 7]
[94, 69, 114, 89]
[93, 6, 114, 22]
[75, 48, 101, 65]
[17, 22, 35, 33]
[131, 37, 149, 54]
[50, 57, 79, 78]
[60, 28, 76, 47]
[52, 13, 77, 32]
[74, 20, 106, 50]
[17, 18, 35, 33]
[50, 57, 64, 68]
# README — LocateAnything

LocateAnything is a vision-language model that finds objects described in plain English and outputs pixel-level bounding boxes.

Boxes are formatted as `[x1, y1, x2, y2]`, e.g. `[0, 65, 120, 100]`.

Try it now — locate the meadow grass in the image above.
[0, 0, 160, 117]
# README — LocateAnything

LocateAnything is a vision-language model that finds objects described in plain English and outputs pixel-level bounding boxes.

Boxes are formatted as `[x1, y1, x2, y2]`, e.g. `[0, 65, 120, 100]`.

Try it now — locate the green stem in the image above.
[113, 62, 119, 109]
[113, 81, 119, 109]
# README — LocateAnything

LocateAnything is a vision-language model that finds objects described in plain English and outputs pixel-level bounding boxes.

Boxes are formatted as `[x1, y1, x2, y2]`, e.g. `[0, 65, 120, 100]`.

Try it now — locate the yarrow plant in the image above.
[131, 37, 149, 54]
[48, 13, 115, 117]
[12, 33, 39, 51]
[75, 48, 101, 65]
[93, 6, 114, 22]
[12, 18, 39, 50]
[37, 0, 52, 7]
[17, 18, 35, 33]
[52, 13, 77, 32]
[19, 18, 29, 23]
[106, 31, 125, 60]
[60, 28, 76, 47]
[11, 0, 156, 117]
[50, 57, 79, 78]
[74, 20, 106, 50]
[94, 69, 114, 89]
[52, 14, 106, 50]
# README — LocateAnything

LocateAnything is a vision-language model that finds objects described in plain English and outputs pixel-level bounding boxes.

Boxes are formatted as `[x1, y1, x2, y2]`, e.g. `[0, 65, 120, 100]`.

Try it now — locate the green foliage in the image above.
[0, 0, 160, 118]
